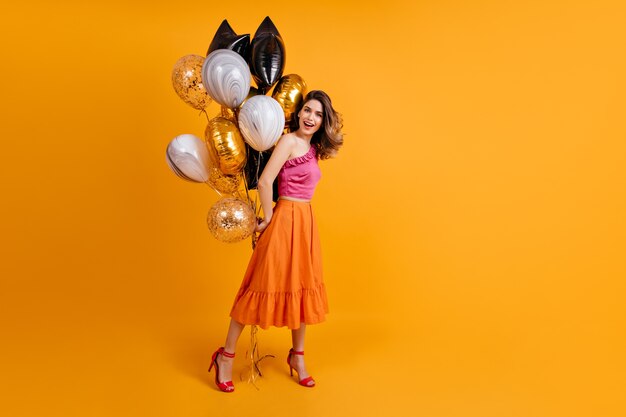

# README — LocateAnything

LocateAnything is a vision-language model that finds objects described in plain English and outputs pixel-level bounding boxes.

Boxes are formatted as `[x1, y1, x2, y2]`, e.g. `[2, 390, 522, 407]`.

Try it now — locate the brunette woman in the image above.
[208, 90, 343, 392]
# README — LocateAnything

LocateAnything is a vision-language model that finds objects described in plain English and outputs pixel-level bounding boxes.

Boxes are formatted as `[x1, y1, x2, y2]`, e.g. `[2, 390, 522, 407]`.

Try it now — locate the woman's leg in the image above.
[217, 318, 245, 382]
[291, 322, 306, 352]
[290, 323, 313, 383]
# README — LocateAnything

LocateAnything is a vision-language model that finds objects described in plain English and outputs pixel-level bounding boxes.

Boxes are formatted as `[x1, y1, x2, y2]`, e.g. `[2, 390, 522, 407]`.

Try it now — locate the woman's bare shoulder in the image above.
[275, 133, 298, 148]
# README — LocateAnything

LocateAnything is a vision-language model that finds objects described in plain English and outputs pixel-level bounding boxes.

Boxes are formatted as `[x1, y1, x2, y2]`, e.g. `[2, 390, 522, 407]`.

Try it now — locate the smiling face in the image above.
[298, 99, 324, 135]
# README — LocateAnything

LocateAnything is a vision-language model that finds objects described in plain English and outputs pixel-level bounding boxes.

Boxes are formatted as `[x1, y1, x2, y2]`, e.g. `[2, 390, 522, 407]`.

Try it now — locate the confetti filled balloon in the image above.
[205, 117, 247, 175]
[207, 198, 256, 243]
[271, 74, 307, 129]
[171, 55, 212, 110]
[208, 167, 240, 195]
[238, 95, 285, 152]
[202, 49, 251, 109]
[165, 134, 211, 183]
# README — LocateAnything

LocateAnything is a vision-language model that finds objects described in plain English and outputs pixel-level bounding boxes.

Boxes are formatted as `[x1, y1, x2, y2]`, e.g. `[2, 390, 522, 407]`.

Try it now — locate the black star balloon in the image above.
[250, 16, 286, 92]
[206, 19, 250, 61]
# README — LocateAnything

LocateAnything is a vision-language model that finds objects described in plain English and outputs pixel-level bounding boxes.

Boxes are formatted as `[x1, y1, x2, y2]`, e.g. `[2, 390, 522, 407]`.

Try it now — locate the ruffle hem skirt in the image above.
[230, 199, 328, 329]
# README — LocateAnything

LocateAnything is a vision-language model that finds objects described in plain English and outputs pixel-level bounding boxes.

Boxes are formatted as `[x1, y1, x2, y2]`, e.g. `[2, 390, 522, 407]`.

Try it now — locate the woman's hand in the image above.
[255, 216, 271, 233]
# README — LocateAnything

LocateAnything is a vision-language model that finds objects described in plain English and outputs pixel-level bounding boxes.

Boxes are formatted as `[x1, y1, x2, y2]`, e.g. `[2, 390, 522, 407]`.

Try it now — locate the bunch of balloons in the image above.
[167, 17, 308, 244]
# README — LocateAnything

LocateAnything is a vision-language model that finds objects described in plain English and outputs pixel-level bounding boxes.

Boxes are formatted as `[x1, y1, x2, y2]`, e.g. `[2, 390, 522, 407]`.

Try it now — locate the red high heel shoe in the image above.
[287, 348, 316, 387]
[208, 347, 235, 392]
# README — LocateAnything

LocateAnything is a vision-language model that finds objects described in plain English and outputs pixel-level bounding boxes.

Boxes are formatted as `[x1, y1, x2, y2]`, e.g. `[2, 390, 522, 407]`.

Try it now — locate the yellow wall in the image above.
[1, 1, 625, 416]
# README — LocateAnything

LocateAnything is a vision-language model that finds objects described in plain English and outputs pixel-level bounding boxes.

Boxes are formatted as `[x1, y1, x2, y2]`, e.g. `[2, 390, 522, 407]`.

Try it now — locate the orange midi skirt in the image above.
[230, 199, 328, 329]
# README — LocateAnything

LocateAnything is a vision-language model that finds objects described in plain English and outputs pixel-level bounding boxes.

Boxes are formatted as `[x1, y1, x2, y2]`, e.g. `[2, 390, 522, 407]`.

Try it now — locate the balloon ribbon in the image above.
[240, 324, 274, 389]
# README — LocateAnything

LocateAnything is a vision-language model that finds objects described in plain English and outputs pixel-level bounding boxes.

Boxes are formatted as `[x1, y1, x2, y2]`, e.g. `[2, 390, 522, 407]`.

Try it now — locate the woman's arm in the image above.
[255, 135, 295, 232]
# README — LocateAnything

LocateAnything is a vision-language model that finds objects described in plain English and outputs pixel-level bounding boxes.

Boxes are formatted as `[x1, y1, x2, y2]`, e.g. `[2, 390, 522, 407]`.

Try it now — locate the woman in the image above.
[208, 90, 343, 392]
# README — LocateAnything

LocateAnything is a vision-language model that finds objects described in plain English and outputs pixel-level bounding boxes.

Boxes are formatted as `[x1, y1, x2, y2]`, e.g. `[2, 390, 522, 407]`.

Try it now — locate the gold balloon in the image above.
[271, 74, 307, 128]
[208, 167, 240, 195]
[205, 117, 247, 175]
[207, 198, 256, 243]
[219, 106, 237, 123]
[171, 55, 212, 110]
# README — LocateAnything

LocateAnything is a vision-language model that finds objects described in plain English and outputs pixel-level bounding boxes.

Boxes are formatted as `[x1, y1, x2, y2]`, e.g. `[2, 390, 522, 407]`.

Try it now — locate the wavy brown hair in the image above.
[289, 90, 344, 160]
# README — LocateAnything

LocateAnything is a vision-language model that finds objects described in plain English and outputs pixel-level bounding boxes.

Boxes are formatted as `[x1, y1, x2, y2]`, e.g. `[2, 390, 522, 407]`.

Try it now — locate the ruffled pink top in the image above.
[277, 145, 321, 200]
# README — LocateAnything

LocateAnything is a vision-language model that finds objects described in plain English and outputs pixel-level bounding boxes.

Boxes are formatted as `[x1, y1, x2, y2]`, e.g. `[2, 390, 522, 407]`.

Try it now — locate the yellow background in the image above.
[1, 0, 625, 416]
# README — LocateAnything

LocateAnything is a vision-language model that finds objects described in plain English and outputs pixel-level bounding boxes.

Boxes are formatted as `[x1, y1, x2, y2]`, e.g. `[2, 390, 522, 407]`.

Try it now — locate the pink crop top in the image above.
[277, 145, 321, 200]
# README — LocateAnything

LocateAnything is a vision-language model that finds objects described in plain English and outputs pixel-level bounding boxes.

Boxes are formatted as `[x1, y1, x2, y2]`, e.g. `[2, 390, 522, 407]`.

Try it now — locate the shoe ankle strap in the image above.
[219, 347, 235, 358]
[290, 349, 304, 355]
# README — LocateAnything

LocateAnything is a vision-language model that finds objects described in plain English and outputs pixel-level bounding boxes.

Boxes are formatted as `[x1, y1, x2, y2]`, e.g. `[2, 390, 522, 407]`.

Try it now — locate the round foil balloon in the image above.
[238, 95, 285, 152]
[208, 167, 240, 195]
[171, 55, 212, 110]
[219, 106, 236, 122]
[202, 49, 251, 109]
[165, 134, 211, 183]
[207, 198, 256, 243]
[271, 74, 307, 128]
[205, 117, 247, 175]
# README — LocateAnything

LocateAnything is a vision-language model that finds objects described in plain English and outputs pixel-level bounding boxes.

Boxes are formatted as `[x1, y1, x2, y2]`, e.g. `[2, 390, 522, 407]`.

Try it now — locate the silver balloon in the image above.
[165, 134, 211, 183]
[202, 49, 251, 109]
[238, 95, 285, 152]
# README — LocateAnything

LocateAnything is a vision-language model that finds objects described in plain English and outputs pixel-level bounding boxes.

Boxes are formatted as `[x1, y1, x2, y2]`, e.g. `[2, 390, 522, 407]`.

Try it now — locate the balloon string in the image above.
[242, 168, 253, 208]
[204, 181, 222, 197]
[255, 152, 263, 217]
[200, 109, 210, 123]
[241, 166, 258, 250]
[240, 324, 274, 389]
